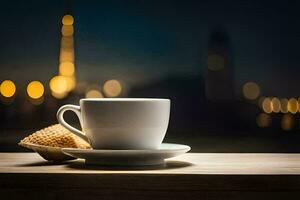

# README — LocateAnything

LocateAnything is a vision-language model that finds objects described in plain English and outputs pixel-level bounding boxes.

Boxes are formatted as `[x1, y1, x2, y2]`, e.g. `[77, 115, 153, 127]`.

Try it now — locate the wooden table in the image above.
[1, 153, 300, 200]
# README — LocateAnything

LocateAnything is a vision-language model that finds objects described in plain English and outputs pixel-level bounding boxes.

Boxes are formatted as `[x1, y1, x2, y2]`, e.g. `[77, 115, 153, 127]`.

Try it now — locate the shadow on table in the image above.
[65, 159, 194, 170]
[16, 159, 193, 170]
[16, 160, 75, 167]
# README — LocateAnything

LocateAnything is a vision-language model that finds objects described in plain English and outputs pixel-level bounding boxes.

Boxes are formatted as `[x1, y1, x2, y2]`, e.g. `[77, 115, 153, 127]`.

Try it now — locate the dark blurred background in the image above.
[1, 0, 300, 152]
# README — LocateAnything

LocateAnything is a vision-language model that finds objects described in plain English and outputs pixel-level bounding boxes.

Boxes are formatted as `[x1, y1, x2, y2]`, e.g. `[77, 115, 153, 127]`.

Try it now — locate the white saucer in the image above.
[62, 143, 191, 166]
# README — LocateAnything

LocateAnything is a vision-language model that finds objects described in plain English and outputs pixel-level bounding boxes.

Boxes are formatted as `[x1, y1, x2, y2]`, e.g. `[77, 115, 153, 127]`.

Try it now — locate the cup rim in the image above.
[80, 98, 170, 102]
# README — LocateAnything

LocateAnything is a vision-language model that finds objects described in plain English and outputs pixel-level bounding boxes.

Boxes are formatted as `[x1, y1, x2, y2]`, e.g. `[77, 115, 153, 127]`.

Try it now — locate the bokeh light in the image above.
[256, 113, 271, 128]
[242, 82, 260, 100]
[288, 98, 298, 114]
[0, 80, 16, 98]
[85, 89, 103, 98]
[262, 97, 272, 113]
[62, 15, 74, 25]
[26, 81, 44, 99]
[280, 98, 289, 113]
[271, 97, 280, 113]
[207, 54, 224, 71]
[103, 79, 122, 97]
[61, 25, 74, 36]
[59, 62, 75, 76]
[49, 76, 68, 95]
[281, 114, 294, 131]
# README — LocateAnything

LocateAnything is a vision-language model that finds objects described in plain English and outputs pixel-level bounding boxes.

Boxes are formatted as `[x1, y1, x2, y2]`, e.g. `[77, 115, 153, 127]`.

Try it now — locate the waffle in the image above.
[19, 124, 91, 161]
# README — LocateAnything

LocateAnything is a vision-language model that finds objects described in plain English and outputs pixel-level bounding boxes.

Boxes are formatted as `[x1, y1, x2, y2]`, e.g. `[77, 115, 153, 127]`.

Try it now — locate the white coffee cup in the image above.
[57, 98, 170, 149]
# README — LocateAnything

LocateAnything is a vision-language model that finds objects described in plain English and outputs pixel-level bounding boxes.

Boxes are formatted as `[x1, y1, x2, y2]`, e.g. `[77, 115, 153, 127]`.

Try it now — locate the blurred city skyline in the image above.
[2, 0, 300, 153]
[0, 0, 299, 97]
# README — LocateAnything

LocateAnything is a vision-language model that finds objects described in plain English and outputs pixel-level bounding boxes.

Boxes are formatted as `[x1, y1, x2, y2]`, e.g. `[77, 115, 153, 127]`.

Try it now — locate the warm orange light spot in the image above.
[271, 97, 280, 113]
[59, 62, 75, 76]
[49, 76, 68, 95]
[242, 82, 260, 100]
[62, 15, 74, 25]
[256, 113, 271, 128]
[85, 89, 103, 98]
[262, 97, 272, 113]
[288, 98, 298, 114]
[61, 25, 74, 36]
[281, 114, 294, 131]
[27, 81, 44, 99]
[0, 80, 16, 98]
[207, 54, 224, 71]
[103, 79, 122, 97]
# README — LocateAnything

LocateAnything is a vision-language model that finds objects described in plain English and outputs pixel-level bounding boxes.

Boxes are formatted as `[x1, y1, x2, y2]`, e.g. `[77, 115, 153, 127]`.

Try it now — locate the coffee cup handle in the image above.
[57, 105, 89, 143]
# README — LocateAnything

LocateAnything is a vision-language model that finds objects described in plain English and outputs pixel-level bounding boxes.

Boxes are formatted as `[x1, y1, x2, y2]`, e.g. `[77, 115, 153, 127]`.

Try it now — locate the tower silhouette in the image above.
[205, 29, 235, 103]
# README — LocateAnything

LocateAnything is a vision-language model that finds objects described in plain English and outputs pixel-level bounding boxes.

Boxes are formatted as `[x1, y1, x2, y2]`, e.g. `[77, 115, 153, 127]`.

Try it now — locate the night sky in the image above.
[0, 0, 299, 96]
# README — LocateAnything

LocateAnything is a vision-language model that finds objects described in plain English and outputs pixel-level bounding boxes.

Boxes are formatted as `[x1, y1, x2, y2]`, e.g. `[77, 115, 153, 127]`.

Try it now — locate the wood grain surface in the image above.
[1, 153, 300, 200]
